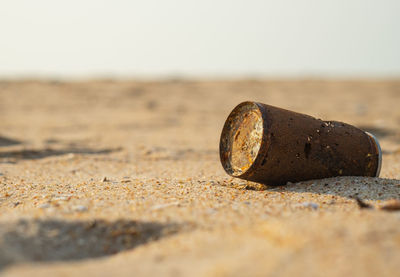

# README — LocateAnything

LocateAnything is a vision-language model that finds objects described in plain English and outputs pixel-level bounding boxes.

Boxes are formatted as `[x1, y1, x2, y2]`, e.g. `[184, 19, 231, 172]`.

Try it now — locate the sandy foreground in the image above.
[0, 79, 400, 277]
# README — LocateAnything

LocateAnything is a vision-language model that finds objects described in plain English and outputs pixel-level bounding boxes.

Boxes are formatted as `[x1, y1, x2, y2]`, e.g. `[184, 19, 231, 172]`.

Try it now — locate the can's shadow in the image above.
[266, 176, 400, 201]
[0, 219, 180, 271]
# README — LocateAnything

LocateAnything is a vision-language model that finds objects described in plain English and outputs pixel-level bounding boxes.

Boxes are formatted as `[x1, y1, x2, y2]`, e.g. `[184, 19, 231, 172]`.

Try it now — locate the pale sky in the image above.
[0, 0, 399, 78]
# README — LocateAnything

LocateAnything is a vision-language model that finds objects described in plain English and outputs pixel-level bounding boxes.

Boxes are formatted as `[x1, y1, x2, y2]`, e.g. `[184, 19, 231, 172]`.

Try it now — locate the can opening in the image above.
[220, 102, 263, 176]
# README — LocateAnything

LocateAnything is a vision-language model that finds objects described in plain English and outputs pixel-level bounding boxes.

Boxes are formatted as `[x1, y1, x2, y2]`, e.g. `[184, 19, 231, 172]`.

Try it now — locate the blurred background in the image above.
[1, 0, 400, 159]
[0, 0, 399, 79]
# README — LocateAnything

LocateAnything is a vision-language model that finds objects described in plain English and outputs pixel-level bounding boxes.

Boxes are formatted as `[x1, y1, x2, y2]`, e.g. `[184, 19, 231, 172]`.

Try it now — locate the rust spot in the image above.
[261, 158, 267, 166]
[304, 143, 311, 159]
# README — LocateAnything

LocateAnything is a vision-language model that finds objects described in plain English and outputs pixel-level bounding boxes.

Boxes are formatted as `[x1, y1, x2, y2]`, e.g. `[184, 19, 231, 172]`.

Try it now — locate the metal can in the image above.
[219, 101, 382, 185]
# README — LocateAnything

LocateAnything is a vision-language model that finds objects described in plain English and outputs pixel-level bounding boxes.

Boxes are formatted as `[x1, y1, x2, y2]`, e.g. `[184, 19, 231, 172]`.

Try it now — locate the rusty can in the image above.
[219, 101, 382, 185]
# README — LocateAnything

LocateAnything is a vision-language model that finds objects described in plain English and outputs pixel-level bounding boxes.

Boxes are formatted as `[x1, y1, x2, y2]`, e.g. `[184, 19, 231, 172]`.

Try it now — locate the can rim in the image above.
[365, 132, 382, 177]
[219, 101, 265, 177]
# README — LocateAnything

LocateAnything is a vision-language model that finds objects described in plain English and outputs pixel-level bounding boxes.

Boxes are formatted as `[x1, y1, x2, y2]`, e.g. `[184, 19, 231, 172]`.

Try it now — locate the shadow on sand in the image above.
[0, 136, 21, 147]
[0, 147, 122, 162]
[0, 219, 179, 271]
[263, 176, 400, 201]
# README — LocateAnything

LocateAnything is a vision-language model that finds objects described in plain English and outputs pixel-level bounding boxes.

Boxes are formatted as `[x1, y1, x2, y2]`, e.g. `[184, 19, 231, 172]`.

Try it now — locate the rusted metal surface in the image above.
[220, 101, 381, 185]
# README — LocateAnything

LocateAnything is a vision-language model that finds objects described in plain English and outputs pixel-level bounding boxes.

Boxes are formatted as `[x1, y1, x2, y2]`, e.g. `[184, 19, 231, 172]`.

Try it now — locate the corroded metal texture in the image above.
[220, 101, 381, 185]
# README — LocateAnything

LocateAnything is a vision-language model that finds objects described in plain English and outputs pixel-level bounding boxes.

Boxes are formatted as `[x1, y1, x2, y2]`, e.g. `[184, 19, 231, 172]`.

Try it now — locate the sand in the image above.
[0, 79, 400, 276]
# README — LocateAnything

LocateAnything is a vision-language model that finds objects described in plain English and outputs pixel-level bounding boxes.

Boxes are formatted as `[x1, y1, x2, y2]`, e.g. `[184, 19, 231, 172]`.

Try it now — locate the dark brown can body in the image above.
[219, 101, 381, 185]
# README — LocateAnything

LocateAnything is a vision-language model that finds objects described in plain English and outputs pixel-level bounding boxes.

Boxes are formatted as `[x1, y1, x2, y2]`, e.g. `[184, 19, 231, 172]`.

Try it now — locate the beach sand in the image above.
[1, 79, 400, 276]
